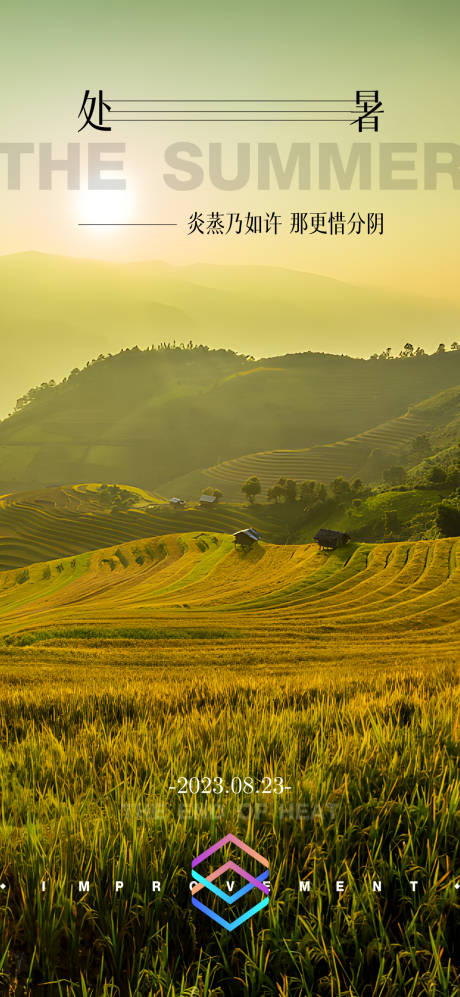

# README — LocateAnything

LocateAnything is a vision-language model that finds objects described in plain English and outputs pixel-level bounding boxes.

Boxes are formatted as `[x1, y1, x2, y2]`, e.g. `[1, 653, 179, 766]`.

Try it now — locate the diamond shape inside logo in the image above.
[191, 833, 269, 931]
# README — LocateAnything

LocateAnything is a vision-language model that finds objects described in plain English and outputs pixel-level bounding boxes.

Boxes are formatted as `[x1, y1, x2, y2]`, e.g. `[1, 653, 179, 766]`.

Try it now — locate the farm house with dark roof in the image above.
[314, 528, 350, 550]
[233, 528, 262, 548]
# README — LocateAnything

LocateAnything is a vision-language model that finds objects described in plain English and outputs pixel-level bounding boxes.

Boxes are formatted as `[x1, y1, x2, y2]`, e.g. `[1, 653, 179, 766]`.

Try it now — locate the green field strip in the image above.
[303, 543, 430, 615]
[286, 543, 414, 613]
[1, 521, 460, 646]
[297, 543, 427, 607]
[0, 553, 92, 621]
[225, 545, 372, 611]
[316, 544, 458, 627]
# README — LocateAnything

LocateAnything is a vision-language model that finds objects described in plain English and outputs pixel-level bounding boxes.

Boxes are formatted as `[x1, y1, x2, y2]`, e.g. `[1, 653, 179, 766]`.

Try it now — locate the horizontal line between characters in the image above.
[108, 109, 362, 113]
[107, 118, 360, 122]
[78, 223, 177, 227]
[106, 99, 356, 103]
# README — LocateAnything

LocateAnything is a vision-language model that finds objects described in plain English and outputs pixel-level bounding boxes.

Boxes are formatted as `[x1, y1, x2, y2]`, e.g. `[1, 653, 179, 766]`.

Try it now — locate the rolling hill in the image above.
[2, 251, 460, 421]
[1, 345, 460, 494]
[161, 408, 430, 499]
[408, 384, 460, 447]
[1, 533, 459, 662]
[0, 484, 302, 570]
[0, 476, 452, 573]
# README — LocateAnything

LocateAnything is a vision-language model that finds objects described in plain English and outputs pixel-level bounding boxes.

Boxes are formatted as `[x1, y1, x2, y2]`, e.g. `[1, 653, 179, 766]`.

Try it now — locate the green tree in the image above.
[269, 477, 291, 502]
[267, 484, 284, 503]
[400, 342, 414, 358]
[445, 464, 460, 489]
[383, 509, 401, 537]
[436, 502, 460, 536]
[383, 466, 406, 486]
[98, 484, 136, 511]
[428, 465, 446, 485]
[300, 480, 317, 504]
[331, 477, 351, 500]
[412, 434, 431, 460]
[242, 476, 261, 504]
[284, 479, 298, 502]
[203, 486, 223, 501]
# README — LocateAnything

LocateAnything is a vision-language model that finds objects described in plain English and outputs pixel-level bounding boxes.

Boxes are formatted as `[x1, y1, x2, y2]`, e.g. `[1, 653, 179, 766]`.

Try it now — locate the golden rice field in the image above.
[0, 534, 459, 995]
[0, 487, 284, 571]
[1, 532, 460, 652]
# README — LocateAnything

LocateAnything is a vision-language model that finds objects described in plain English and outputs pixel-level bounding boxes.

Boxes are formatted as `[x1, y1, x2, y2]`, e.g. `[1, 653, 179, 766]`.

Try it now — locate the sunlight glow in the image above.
[76, 188, 136, 229]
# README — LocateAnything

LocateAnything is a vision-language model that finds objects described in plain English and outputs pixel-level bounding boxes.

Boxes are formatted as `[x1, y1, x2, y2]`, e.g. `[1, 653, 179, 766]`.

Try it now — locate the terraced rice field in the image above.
[0, 533, 458, 994]
[1, 532, 459, 656]
[0, 483, 458, 994]
[0, 487, 283, 571]
[162, 411, 428, 500]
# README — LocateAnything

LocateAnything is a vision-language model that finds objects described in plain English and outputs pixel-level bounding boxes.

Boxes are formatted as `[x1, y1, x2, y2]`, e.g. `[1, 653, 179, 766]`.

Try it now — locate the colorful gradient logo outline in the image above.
[191, 832, 269, 931]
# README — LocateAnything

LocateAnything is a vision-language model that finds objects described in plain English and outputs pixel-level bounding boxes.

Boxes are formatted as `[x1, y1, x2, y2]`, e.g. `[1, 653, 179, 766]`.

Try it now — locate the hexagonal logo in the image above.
[191, 832, 269, 931]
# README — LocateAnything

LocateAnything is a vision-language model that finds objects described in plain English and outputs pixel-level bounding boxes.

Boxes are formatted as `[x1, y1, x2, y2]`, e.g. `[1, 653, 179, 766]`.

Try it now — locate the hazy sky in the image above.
[1, 0, 459, 299]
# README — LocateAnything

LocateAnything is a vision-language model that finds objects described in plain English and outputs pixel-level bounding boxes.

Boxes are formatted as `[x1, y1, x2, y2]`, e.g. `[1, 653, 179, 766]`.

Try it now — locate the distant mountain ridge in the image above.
[2, 251, 460, 419]
[1, 343, 460, 492]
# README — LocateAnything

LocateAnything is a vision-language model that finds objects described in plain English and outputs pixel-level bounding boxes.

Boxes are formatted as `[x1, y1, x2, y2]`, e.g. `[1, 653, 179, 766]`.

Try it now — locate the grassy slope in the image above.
[1, 346, 460, 492]
[295, 488, 445, 543]
[161, 381, 460, 499]
[160, 409, 429, 499]
[408, 384, 460, 450]
[0, 484, 304, 570]
[1, 531, 459, 651]
[0, 480, 452, 571]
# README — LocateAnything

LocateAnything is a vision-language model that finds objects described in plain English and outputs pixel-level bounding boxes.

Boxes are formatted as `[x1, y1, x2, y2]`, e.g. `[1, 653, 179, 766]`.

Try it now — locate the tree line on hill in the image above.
[10, 340, 460, 417]
[237, 461, 460, 541]
[11, 343, 239, 415]
[382, 460, 460, 489]
[241, 475, 367, 506]
[370, 342, 460, 360]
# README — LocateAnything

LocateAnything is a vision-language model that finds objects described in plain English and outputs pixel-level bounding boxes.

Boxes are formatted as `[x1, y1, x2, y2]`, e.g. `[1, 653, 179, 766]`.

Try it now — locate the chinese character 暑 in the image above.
[353, 90, 383, 132]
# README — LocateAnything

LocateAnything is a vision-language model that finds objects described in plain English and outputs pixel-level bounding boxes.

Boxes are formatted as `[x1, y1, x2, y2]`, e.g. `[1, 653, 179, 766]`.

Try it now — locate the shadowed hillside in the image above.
[1, 344, 460, 493]
[161, 408, 429, 499]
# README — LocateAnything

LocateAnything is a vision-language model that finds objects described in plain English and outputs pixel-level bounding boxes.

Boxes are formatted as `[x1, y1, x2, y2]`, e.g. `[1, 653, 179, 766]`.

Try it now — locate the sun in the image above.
[76, 187, 135, 228]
